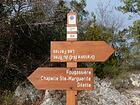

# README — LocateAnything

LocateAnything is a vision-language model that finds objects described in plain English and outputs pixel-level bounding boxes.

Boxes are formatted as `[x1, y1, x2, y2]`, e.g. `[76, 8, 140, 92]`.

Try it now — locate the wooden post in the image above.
[66, 90, 77, 105]
[66, 12, 77, 105]
[66, 47, 77, 105]
[66, 62, 77, 105]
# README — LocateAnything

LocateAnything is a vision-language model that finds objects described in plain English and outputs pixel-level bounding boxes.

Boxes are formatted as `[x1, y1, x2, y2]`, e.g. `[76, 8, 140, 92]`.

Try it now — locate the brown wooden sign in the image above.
[51, 41, 114, 62]
[28, 67, 94, 90]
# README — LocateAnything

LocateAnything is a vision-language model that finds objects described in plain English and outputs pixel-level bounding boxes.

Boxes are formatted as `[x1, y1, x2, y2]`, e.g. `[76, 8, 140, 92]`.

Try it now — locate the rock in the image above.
[130, 97, 140, 105]
[14, 73, 140, 105]
[41, 90, 65, 105]
[125, 89, 140, 105]
[77, 77, 131, 105]
[129, 74, 140, 88]
[14, 81, 44, 105]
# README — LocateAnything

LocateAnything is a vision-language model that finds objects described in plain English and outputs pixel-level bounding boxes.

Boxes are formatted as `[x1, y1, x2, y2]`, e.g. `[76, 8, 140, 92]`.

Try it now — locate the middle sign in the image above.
[51, 41, 114, 62]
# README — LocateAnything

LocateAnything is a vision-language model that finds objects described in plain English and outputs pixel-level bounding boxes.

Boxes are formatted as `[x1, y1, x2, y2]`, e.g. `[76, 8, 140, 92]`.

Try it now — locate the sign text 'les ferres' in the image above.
[28, 68, 94, 90]
[51, 41, 114, 62]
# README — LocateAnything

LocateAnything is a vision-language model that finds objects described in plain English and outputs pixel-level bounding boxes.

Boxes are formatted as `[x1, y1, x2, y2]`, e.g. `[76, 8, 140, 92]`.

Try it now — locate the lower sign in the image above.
[28, 68, 94, 90]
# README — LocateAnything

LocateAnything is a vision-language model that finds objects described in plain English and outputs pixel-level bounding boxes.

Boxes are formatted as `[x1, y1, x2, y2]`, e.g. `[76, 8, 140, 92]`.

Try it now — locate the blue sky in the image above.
[85, 0, 140, 28]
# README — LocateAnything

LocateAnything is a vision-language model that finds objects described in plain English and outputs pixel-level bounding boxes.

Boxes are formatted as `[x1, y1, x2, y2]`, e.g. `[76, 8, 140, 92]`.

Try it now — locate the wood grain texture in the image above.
[51, 41, 114, 62]
[66, 20, 78, 105]
[28, 68, 94, 90]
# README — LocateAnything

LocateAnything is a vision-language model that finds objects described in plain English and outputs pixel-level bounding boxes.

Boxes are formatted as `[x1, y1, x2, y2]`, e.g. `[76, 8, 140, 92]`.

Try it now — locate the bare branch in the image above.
[96, 0, 124, 32]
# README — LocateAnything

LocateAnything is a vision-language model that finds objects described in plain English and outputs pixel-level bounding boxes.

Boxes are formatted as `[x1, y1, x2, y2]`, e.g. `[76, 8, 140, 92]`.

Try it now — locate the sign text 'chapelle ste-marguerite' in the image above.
[28, 68, 94, 90]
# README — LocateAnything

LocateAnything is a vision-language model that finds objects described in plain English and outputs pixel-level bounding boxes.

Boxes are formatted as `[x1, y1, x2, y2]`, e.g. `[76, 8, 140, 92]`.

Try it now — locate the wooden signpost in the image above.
[66, 12, 78, 105]
[28, 11, 114, 105]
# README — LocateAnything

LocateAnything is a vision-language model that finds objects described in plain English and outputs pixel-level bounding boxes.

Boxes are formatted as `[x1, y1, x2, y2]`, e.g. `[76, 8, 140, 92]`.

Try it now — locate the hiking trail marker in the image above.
[67, 12, 77, 39]
[28, 11, 114, 105]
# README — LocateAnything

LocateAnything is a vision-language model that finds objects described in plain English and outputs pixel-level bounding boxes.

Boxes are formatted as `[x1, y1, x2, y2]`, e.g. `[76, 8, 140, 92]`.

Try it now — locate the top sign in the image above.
[51, 41, 114, 62]
[67, 12, 77, 25]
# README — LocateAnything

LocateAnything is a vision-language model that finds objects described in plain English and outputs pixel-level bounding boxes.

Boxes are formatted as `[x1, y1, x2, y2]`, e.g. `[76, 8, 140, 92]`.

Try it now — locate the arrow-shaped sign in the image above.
[51, 41, 114, 62]
[28, 68, 94, 90]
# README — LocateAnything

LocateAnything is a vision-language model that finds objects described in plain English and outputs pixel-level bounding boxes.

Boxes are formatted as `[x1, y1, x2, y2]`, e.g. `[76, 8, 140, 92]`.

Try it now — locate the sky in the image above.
[85, 0, 140, 28]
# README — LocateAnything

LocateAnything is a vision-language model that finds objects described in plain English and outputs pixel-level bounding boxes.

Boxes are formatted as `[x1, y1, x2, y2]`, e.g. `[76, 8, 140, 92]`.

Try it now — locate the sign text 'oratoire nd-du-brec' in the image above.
[51, 41, 114, 62]
[28, 68, 94, 90]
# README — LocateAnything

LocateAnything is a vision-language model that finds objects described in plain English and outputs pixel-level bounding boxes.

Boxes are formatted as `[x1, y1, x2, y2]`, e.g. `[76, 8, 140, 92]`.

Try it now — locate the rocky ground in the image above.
[14, 73, 140, 105]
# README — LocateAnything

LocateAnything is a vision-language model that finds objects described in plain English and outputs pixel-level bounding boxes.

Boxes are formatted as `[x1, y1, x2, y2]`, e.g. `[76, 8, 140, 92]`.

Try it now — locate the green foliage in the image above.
[80, 26, 113, 42]
[0, 0, 135, 95]
[118, 0, 140, 69]
[128, 20, 140, 68]
[118, 0, 140, 15]
[70, 0, 89, 21]
[94, 55, 120, 79]
[0, 0, 89, 91]
[78, 14, 125, 78]
[112, 69, 129, 87]
[129, 20, 140, 39]
[0, 90, 16, 105]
